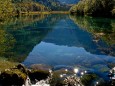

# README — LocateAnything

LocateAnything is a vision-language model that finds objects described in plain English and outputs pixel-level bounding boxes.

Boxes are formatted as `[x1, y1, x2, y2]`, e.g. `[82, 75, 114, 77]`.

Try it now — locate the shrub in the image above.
[70, 1, 85, 15]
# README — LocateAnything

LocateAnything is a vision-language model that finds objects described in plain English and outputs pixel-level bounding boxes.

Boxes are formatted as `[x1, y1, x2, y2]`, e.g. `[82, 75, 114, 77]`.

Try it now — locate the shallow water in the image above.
[0, 14, 115, 83]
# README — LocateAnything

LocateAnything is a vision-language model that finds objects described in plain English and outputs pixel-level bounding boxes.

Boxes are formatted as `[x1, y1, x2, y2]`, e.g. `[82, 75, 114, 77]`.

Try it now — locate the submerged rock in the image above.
[108, 63, 115, 69]
[30, 64, 51, 71]
[80, 74, 99, 86]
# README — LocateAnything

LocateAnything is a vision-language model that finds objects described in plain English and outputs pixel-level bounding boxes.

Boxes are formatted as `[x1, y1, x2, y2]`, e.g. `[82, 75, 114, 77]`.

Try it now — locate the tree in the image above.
[70, 0, 115, 17]
[0, 0, 14, 17]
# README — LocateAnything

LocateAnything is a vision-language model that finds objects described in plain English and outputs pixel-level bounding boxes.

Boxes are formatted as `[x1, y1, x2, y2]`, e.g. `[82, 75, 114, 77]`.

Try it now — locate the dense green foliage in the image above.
[0, 0, 71, 18]
[0, 0, 14, 17]
[0, 0, 49, 18]
[13, 0, 49, 13]
[70, 0, 115, 17]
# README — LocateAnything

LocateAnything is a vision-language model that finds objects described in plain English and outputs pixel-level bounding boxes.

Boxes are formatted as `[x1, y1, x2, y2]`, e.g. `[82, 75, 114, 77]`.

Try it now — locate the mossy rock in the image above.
[49, 69, 73, 86]
[28, 70, 50, 84]
[49, 71, 65, 86]
[0, 69, 27, 85]
[81, 74, 98, 86]
[16, 63, 27, 74]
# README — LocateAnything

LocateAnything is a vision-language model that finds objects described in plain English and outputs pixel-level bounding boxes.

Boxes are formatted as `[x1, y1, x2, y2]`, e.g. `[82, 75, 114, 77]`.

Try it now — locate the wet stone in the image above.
[30, 64, 52, 71]
[28, 70, 50, 84]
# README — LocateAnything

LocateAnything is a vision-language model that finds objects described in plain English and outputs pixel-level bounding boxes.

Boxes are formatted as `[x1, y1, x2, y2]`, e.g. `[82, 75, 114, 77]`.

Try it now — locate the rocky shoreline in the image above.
[0, 63, 115, 86]
[0, 64, 50, 86]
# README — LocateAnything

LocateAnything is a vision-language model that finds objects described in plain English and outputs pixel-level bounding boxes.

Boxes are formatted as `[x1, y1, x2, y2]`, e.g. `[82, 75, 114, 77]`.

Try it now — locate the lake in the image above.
[0, 14, 115, 84]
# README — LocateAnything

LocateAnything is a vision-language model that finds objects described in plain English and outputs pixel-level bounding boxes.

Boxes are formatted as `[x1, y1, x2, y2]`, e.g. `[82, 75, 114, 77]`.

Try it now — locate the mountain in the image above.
[58, 0, 79, 4]
[34, 0, 70, 11]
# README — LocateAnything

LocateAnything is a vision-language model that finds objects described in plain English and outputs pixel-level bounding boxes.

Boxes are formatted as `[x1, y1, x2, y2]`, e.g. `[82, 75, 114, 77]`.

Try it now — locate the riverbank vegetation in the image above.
[0, 0, 70, 19]
[0, 0, 49, 18]
[1, 0, 115, 18]
[70, 0, 115, 17]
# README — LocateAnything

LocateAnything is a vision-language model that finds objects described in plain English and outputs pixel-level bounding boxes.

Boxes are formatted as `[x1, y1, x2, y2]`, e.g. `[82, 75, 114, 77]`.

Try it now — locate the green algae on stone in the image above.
[81, 74, 98, 86]
[49, 69, 74, 86]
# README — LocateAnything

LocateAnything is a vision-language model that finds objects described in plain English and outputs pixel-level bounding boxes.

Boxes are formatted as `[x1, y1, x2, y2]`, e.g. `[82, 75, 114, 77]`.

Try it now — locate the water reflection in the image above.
[70, 15, 115, 56]
[22, 14, 115, 84]
[0, 14, 69, 62]
[0, 14, 51, 62]
[23, 15, 115, 66]
[0, 29, 16, 58]
[0, 14, 115, 84]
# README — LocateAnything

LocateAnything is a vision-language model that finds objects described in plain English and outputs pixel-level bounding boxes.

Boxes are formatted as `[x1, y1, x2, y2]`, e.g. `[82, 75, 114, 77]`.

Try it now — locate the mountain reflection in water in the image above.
[0, 14, 115, 83]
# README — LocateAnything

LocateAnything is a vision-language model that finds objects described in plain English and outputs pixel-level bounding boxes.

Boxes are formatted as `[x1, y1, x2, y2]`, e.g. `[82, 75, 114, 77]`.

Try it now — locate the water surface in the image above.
[0, 14, 115, 82]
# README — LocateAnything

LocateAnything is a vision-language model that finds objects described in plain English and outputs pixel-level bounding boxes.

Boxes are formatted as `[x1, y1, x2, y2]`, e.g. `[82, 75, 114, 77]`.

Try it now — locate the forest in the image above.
[0, 0, 115, 18]
[0, 0, 70, 18]
[0, 0, 49, 17]
[70, 0, 115, 17]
